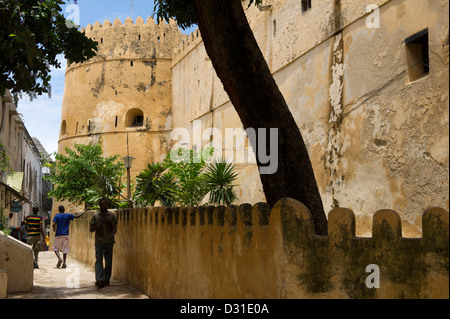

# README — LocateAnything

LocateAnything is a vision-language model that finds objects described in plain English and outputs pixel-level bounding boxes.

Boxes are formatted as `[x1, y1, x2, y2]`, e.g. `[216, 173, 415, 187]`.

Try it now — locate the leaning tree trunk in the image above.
[192, 0, 328, 235]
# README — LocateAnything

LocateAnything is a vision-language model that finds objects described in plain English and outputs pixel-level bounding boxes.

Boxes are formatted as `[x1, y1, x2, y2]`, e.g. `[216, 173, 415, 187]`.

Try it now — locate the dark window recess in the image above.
[138, 34, 141, 41]
[61, 120, 67, 135]
[101, 38, 103, 44]
[115, 116, 118, 128]
[133, 115, 143, 126]
[301, 0, 312, 13]
[405, 29, 429, 82]
[130, 61, 134, 67]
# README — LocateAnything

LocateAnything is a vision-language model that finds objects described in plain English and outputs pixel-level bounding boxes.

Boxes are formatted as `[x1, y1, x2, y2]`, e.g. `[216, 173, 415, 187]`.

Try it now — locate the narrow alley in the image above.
[6, 251, 150, 299]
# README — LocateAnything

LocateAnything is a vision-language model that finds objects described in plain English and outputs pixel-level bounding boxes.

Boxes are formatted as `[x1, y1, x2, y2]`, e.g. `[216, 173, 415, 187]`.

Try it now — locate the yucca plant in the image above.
[133, 162, 177, 207]
[204, 160, 238, 206]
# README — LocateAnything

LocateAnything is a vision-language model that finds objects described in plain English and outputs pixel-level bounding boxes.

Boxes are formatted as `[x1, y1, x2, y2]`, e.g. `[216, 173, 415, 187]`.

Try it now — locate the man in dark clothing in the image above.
[89, 198, 118, 288]
[25, 207, 45, 268]
[52, 205, 86, 268]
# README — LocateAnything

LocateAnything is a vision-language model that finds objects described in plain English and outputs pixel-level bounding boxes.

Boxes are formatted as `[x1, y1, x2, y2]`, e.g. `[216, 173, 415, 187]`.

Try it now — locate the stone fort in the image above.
[57, 0, 449, 238]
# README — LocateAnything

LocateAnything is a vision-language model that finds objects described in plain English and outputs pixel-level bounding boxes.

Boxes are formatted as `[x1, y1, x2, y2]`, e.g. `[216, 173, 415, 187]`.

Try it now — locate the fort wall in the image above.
[58, 0, 449, 238]
[68, 198, 449, 298]
[59, 17, 187, 175]
[169, 0, 449, 237]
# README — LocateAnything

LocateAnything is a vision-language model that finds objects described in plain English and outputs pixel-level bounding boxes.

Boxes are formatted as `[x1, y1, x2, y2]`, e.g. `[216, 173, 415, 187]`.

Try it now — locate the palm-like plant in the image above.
[133, 163, 177, 207]
[204, 160, 238, 206]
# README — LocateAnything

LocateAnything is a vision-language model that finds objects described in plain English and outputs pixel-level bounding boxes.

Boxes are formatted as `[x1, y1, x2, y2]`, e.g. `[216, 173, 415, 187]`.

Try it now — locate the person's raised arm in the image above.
[74, 209, 87, 219]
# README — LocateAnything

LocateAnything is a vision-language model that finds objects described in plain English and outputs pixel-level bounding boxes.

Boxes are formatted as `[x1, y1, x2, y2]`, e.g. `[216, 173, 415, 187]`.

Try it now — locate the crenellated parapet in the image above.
[171, 27, 203, 66]
[69, 198, 448, 298]
[67, 16, 187, 72]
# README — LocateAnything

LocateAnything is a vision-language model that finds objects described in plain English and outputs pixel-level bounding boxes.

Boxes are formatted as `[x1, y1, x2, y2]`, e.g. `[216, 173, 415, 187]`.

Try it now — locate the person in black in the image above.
[89, 199, 118, 288]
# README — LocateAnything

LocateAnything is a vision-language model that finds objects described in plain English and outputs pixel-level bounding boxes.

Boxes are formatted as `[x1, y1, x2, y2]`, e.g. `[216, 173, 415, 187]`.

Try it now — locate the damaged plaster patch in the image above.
[92, 101, 125, 131]
[324, 32, 345, 209]
[329, 33, 344, 124]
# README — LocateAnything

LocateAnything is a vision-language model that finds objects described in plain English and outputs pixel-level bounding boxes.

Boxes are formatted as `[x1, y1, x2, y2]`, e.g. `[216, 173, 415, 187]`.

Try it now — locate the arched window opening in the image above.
[125, 108, 144, 127]
[61, 120, 67, 135]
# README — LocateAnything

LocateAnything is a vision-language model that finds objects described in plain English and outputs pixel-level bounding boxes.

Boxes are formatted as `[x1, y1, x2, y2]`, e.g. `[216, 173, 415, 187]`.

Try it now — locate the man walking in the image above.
[52, 205, 86, 268]
[89, 198, 118, 288]
[25, 207, 45, 268]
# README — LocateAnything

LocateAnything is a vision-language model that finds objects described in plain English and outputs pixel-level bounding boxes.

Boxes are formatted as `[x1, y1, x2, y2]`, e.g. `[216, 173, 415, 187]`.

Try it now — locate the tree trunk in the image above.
[192, 0, 328, 235]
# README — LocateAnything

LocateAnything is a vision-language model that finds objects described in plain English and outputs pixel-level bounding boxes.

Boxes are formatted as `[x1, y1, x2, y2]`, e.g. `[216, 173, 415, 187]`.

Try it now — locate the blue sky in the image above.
[18, 0, 196, 159]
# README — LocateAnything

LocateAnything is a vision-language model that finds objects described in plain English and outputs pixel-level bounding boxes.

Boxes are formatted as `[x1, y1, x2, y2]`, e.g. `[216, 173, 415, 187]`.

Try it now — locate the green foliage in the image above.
[0, 141, 12, 175]
[45, 143, 125, 208]
[204, 160, 238, 206]
[0, 206, 11, 235]
[153, 0, 197, 30]
[133, 162, 177, 207]
[162, 147, 213, 207]
[133, 147, 239, 207]
[153, 0, 262, 30]
[0, 0, 98, 97]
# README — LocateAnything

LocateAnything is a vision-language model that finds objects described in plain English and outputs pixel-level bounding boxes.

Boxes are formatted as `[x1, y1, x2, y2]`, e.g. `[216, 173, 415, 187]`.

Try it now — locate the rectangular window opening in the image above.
[273, 19, 277, 37]
[130, 61, 134, 67]
[405, 29, 429, 82]
[301, 0, 312, 13]
[115, 116, 118, 128]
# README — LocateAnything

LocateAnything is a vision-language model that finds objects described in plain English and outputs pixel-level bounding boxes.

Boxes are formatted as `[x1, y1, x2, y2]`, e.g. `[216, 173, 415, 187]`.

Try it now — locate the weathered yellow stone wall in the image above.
[170, 0, 449, 237]
[68, 198, 449, 298]
[53, 17, 187, 229]
[58, 0, 449, 239]
[56, 0, 449, 300]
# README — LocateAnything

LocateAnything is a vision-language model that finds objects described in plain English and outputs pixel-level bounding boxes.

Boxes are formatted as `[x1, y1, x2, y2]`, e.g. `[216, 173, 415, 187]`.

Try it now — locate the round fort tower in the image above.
[58, 16, 186, 178]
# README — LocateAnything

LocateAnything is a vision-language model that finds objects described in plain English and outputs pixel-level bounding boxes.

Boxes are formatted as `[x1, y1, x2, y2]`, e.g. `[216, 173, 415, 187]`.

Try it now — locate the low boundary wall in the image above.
[68, 198, 449, 298]
[0, 231, 33, 293]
